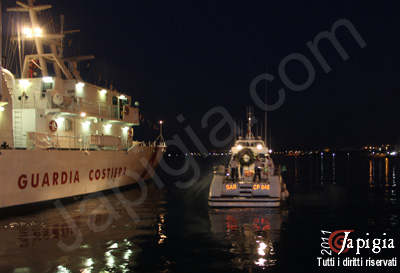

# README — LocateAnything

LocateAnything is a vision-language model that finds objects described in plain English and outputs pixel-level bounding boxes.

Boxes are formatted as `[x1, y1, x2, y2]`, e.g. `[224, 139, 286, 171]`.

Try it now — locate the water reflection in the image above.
[368, 156, 399, 190]
[0, 155, 399, 273]
[209, 208, 285, 271]
[0, 185, 165, 273]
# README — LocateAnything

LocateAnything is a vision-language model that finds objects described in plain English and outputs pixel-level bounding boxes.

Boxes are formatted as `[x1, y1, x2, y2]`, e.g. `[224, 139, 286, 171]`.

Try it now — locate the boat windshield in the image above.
[237, 141, 264, 147]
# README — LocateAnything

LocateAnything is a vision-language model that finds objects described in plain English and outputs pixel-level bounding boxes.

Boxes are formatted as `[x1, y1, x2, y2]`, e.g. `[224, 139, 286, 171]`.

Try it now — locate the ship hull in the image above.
[0, 146, 164, 208]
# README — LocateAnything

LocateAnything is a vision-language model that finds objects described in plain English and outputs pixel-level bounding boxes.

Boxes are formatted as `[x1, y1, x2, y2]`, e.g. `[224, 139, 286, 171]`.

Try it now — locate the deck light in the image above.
[237, 144, 243, 151]
[33, 27, 43, 37]
[257, 144, 262, 150]
[22, 27, 43, 38]
[99, 89, 107, 95]
[80, 112, 87, 118]
[19, 79, 31, 90]
[42, 76, 54, 83]
[0, 106, 4, 112]
[56, 117, 64, 125]
[82, 121, 91, 130]
[75, 82, 85, 93]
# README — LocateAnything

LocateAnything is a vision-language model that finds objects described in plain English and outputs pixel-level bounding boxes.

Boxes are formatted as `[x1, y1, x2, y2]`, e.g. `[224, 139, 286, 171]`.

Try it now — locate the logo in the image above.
[318, 230, 397, 268]
[328, 229, 354, 254]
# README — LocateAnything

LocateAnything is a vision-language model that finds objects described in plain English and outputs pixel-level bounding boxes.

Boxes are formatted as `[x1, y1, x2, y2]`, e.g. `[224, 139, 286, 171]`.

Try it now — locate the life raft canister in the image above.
[49, 120, 58, 132]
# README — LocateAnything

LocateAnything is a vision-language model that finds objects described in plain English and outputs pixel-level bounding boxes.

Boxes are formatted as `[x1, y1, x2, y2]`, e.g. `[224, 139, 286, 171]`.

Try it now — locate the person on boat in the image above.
[230, 157, 239, 181]
[253, 157, 263, 182]
[265, 154, 275, 175]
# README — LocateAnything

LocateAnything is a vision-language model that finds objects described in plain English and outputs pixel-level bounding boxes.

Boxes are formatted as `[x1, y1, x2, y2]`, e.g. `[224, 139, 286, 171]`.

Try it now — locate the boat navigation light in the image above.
[237, 144, 243, 151]
[80, 112, 87, 118]
[257, 144, 263, 150]
[0, 106, 4, 112]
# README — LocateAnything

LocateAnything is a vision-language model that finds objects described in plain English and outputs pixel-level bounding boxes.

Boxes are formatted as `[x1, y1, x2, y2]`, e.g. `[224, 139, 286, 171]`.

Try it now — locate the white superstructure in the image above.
[0, 1, 165, 208]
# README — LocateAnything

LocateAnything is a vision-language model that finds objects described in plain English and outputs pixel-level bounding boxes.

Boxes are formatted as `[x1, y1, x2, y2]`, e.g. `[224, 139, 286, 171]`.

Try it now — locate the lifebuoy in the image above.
[49, 120, 58, 132]
[238, 148, 255, 166]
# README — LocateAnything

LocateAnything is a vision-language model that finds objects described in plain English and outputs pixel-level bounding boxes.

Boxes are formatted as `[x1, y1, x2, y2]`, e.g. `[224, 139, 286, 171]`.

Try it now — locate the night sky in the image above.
[4, 0, 400, 150]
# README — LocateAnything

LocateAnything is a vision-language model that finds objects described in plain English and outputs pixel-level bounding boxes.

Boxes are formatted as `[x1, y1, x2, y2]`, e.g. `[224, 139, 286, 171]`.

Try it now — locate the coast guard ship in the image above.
[0, 0, 165, 208]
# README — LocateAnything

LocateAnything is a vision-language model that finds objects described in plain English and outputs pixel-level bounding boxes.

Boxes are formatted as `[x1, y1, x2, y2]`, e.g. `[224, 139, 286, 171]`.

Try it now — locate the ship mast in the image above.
[246, 107, 253, 139]
[7, 0, 52, 76]
[7, 0, 94, 80]
[0, 0, 2, 68]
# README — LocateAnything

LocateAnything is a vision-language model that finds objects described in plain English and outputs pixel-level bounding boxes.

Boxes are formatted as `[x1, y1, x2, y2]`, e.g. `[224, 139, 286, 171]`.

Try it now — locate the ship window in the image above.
[112, 96, 118, 105]
[42, 82, 53, 91]
[64, 119, 72, 131]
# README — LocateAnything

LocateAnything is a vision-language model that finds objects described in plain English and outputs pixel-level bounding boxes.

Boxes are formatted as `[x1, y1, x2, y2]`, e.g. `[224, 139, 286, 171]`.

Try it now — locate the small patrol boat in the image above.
[208, 111, 289, 207]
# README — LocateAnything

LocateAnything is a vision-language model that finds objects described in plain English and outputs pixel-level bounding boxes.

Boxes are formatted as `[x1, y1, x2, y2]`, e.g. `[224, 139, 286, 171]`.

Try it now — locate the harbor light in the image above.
[159, 120, 163, 124]
[80, 112, 87, 118]
[268, 149, 273, 153]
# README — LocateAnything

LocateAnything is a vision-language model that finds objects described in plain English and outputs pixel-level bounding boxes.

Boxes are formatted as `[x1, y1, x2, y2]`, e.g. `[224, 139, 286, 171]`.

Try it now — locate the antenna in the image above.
[0, 0, 2, 98]
[156, 120, 166, 147]
[233, 119, 236, 140]
[264, 66, 268, 148]
[0, 0, 2, 68]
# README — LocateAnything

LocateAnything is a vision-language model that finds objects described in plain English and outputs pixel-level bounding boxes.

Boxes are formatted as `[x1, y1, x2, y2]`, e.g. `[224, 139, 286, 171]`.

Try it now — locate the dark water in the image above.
[0, 152, 399, 273]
